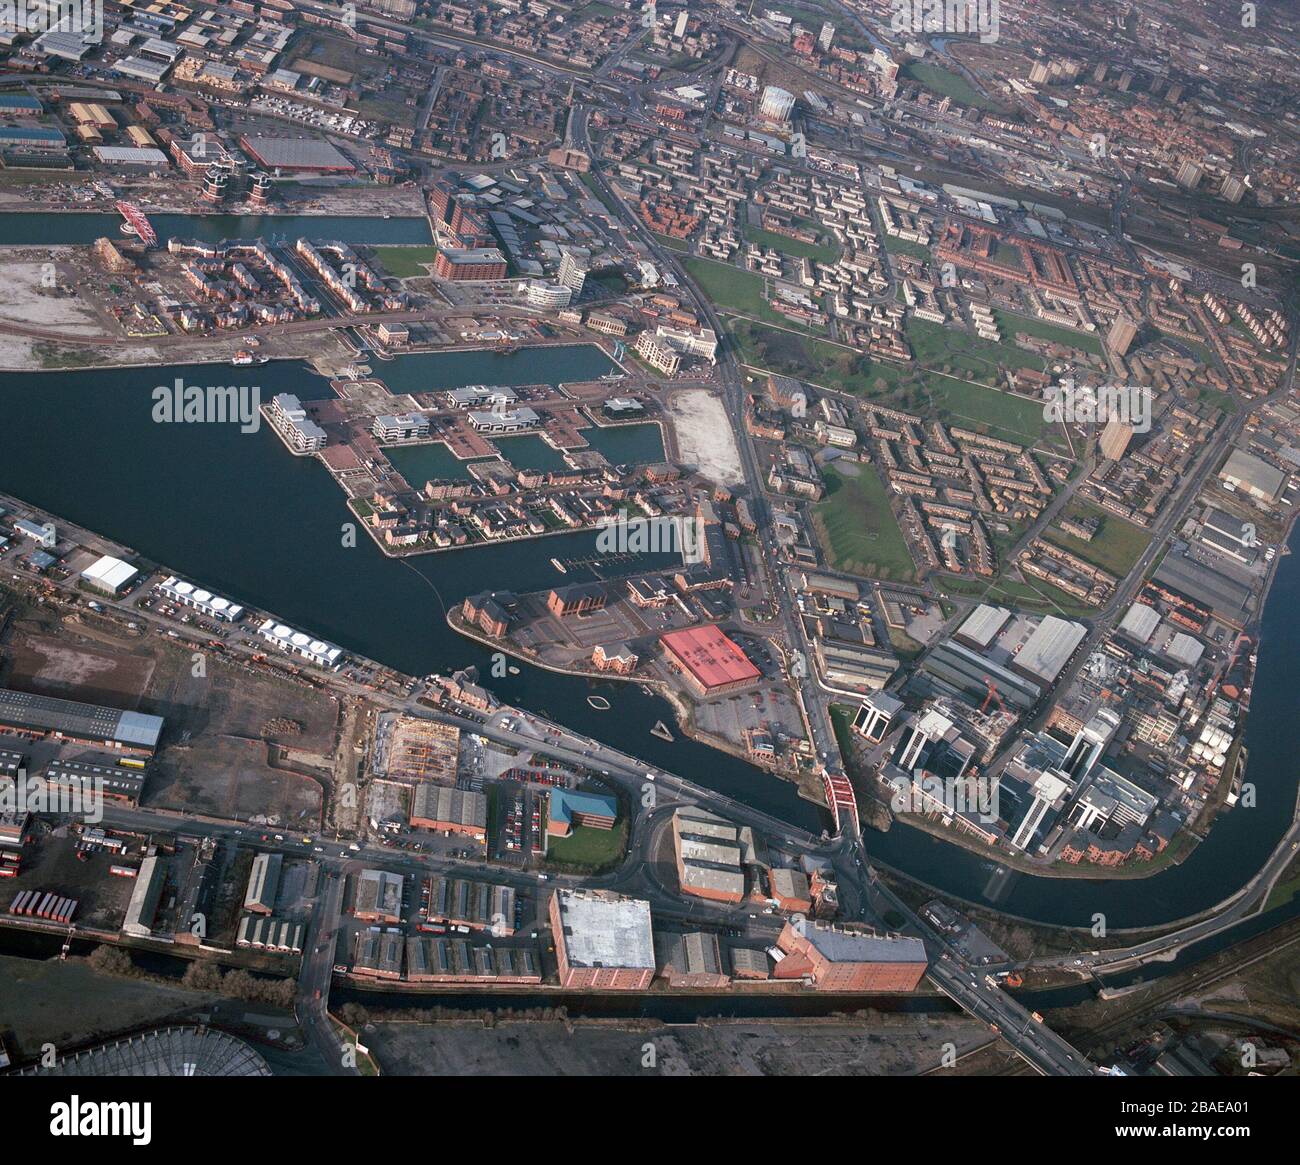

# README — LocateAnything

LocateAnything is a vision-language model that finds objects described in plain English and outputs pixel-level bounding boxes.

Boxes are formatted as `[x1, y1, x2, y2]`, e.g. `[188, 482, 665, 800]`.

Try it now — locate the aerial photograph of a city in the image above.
[0, 0, 1295, 1127]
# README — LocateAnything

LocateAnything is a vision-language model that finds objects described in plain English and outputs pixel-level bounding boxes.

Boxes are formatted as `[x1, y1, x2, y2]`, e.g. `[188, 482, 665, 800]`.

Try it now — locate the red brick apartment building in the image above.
[550, 889, 655, 991]
[546, 583, 606, 617]
[434, 247, 508, 281]
[773, 920, 928, 992]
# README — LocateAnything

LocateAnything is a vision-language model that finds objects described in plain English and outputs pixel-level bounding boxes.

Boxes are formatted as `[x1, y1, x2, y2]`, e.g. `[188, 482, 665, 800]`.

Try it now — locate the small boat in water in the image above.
[550, 557, 567, 573]
[650, 720, 675, 742]
[587, 695, 611, 711]
[508, 666, 520, 675]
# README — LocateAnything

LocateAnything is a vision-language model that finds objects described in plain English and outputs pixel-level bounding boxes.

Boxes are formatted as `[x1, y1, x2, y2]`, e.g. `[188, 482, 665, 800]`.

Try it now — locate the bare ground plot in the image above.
[0, 952, 222, 1060]
[141, 648, 340, 754]
[0, 257, 112, 338]
[365, 1015, 995, 1076]
[666, 389, 745, 486]
[2, 631, 158, 708]
[146, 735, 323, 825]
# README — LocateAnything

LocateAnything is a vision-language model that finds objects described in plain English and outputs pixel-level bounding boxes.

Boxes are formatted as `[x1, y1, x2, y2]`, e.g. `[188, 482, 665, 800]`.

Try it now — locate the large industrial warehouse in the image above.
[0, 688, 164, 754]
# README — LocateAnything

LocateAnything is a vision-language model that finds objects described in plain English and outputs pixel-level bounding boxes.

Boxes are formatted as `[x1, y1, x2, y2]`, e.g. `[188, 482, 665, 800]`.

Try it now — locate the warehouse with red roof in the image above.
[660, 625, 761, 697]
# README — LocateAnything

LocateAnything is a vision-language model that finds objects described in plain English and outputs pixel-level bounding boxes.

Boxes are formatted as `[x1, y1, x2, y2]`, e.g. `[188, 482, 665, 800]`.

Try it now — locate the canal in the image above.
[0, 354, 1297, 929]
[0, 212, 433, 247]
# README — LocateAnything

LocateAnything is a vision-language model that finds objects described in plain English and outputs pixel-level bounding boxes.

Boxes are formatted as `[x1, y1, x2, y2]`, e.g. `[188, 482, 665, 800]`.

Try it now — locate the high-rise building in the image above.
[1175, 159, 1204, 190]
[1099, 417, 1134, 461]
[557, 249, 588, 295]
[1106, 314, 1138, 357]
[853, 692, 904, 744]
[1061, 708, 1122, 782]
[818, 21, 835, 52]
[1219, 174, 1248, 204]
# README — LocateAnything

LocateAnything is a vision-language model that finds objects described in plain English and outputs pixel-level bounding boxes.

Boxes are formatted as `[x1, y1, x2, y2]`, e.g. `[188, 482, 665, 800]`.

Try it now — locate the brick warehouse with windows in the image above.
[659, 625, 761, 697]
[773, 920, 928, 991]
[549, 888, 655, 990]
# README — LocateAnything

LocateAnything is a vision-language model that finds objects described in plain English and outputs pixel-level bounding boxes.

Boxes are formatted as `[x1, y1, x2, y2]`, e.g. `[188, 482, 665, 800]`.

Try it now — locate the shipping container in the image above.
[109, 864, 138, 878]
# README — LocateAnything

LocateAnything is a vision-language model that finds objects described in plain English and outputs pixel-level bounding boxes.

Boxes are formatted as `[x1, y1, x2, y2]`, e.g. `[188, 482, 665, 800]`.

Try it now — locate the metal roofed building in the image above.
[1153, 551, 1254, 628]
[410, 784, 488, 841]
[956, 603, 1012, 650]
[157, 576, 244, 622]
[671, 806, 747, 904]
[355, 869, 404, 923]
[0, 688, 163, 754]
[660, 624, 762, 697]
[122, 854, 166, 937]
[549, 888, 655, 990]
[921, 641, 1042, 712]
[240, 135, 356, 173]
[0, 125, 66, 148]
[1012, 616, 1087, 686]
[243, 852, 282, 914]
[80, 554, 139, 597]
[655, 930, 730, 988]
[1118, 602, 1161, 645]
[256, 618, 344, 668]
[1219, 448, 1286, 504]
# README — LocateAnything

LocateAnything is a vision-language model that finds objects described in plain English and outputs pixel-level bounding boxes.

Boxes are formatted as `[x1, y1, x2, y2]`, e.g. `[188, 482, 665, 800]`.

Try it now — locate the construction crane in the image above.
[979, 679, 1005, 716]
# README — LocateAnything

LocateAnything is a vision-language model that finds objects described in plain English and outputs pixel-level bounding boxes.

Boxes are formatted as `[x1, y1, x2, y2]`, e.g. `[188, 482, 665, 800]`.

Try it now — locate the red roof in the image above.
[660, 625, 760, 690]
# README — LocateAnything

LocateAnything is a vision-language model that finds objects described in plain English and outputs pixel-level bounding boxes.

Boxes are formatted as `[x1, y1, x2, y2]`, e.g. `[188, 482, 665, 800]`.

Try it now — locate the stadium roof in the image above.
[16, 1027, 271, 1076]
[0, 688, 163, 750]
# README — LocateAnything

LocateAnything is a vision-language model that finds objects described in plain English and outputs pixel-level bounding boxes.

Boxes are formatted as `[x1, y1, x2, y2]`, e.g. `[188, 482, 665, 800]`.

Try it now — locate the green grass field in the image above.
[919, 374, 1044, 445]
[730, 320, 914, 400]
[907, 317, 1048, 382]
[545, 820, 628, 871]
[812, 465, 917, 581]
[682, 256, 823, 329]
[937, 572, 1095, 618]
[1044, 501, 1152, 577]
[901, 61, 1007, 113]
[883, 235, 933, 261]
[372, 246, 438, 278]
[994, 309, 1104, 357]
[743, 223, 840, 264]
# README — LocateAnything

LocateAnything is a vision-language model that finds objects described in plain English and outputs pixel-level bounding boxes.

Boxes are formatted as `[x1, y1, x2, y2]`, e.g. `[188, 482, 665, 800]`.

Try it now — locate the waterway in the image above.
[1, 352, 1298, 929]
[0, 212, 433, 247]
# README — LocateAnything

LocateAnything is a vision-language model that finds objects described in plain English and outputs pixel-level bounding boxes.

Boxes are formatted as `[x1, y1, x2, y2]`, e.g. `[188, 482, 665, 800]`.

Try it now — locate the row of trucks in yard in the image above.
[8, 889, 77, 924]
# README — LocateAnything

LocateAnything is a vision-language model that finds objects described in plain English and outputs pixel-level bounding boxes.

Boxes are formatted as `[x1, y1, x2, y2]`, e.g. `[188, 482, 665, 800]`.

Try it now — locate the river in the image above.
[0, 353, 1296, 929]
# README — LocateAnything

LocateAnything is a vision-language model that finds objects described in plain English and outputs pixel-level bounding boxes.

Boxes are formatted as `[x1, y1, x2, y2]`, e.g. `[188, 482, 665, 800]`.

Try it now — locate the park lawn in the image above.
[682, 256, 823, 329]
[1044, 502, 1152, 577]
[372, 245, 438, 278]
[545, 820, 628, 871]
[883, 235, 933, 261]
[908, 316, 1048, 382]
[901, 62, 1007, 112]
[936, 572, 1096, 618]
[730, 320, 911, 399]
[652, 232, 691, 252]
[812, 465, 917, 581]
[743, 223, 840, 264]
[994, 309, 1104, 357]
[920, 374, 1044, 445]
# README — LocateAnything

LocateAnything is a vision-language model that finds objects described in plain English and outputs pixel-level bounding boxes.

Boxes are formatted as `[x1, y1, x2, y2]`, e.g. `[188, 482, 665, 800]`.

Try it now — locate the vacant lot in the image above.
[2, 630, 157, 708]
[919, 375, 1044, 446]
[371, 246, 439, 279]
[812, 466, 916, 582]
[364, 1014, 995, 1076]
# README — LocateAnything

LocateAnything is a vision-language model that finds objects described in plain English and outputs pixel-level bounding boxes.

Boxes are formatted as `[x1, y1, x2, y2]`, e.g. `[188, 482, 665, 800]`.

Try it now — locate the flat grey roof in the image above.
[555, 889, 654, 970]
[0, 688, 163, 750]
